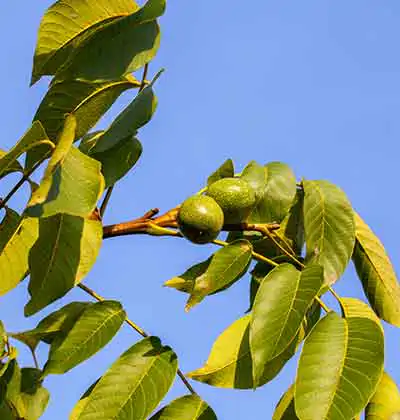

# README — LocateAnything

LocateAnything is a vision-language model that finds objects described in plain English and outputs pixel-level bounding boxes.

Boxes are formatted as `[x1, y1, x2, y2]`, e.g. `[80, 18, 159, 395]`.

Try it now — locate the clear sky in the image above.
[1, 1, 400, 419]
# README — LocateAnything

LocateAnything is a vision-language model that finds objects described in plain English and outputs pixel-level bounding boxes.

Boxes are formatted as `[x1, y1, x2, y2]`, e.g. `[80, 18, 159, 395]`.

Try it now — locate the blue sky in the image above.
[1, 1, 400, 418]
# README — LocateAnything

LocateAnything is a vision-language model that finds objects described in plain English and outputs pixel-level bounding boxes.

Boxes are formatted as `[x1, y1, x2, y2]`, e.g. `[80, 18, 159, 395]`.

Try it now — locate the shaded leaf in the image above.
[27, 77, 140, 168]
[295, 302, 384, 420]
[273, 384, 298, 420]
[250, 264, 323, 385]
[92, 84, 157, 153]
[32, 0, 139, 83]
[44, 301, 125, 375]
[150, 395, 217, 420]
[74, 336, 177, 420]
[352, 212, 400, 326]
[0, 122, 52, 177]
[56, 0, 166, 82]
[10, 302, 90, 351]
[207, 159, 234, 186]
[88, 136, 143, 188]
[366, 372, 400, 419]
[241, 161, 296, 224]
[0, 208, 20, 252]
[0, 150, 22, 180]
[0, 217, 39, 296]
[248, 262, 275, 312]
[185, 240, 253, 311]
[303, 180, 355, 284]
[26, 116, 105, 218]
[26, 214, 102, 316]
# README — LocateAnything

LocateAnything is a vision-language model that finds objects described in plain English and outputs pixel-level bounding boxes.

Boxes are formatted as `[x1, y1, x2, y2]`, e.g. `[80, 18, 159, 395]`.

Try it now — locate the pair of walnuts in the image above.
[177, 178, 256, 244]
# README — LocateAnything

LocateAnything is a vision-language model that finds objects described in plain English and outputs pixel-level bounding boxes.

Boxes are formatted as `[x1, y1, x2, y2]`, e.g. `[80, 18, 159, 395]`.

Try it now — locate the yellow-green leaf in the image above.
[303, 180, 355, 284]
[352, 212, 400, 326]
[273, 384, 298, 420]
[366, 372, 400, 419]
[25, 214, 102, 316]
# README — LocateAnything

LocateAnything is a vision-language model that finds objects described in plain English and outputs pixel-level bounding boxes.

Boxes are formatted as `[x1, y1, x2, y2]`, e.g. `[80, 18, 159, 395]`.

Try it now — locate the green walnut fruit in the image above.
[206, 177, 256, 224]
[177, 195, 224, 244]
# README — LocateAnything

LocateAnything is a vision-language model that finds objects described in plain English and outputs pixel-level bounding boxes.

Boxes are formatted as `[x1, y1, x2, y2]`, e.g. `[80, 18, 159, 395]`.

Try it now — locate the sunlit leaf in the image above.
[303, 180, 355, 284]
[0, 217, 39, 296]
[241, 161, 296, 224]
[352, 212, 400, 326]
[150, 395, 217, 420]
[10, 302, 90, 351]
[56, 0, 166, 83]
[0, 121, 52, 177]
[74, 337, 177, 420]
[272, 384, 298, 420]
[26, 116, 105, 218]
[44, 301, 125, 375]
[25, 214, 102, 316]
[31, 0, 139, 83]
[295, 300, 384, 420]
[91, 84, 157, 153]
[366, 372, 400, 419]
[207, 159, 234, 186]
[250, 264, 323, 385]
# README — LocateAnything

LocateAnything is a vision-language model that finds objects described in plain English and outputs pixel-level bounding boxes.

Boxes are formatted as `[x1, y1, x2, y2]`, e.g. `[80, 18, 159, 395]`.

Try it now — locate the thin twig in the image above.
[0, 154, 50, 211]
[77, 282, 196, 395]
[99, 186, 114, 218]
[139, 63, 149, 92]
[328, 286, 342, 304]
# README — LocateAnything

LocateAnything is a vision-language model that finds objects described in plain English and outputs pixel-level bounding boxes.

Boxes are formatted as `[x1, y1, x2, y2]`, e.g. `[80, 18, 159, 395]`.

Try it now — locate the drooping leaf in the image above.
[26, 115, 105, 218]
[241, 161, 296, 224]
[73, 337, 177, 420]
[164, 260, 210, 294]
[56, 0, 166, 83]
[26, 77, 140, 168]
[250, 264, 323, 385]
[0, 122, 52, 177]
[207, 159, 234, 186]
[366, 372, 400, 419]
[25, 214, 102, 316]
[272, 384, 298, 420]
[352, 212, 400, 326]
[187, 311, 316, 390]
[0, 208, 21, 252]
[88, 137, 143, 188]
[10, 302, 90, 351]
[303, 180, 355, 284]
[0, 217, 39, 296]
[31, 0, 139, 84]
[44, 301, 125, 375]
[91, 84, 157, 153]
[185, 240, 253, 311]
[150, 395, 218, 420]
[295, 301, 384, 420]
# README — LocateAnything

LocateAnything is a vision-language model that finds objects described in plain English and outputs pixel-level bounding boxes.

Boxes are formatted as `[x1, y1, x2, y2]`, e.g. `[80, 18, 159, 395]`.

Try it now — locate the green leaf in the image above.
[31, 0, 139, 83]
[241, 161, 296, 223]
[56, 0, 166, 83]
[273, 384, 298, 420]
[44, 301, 125, 375]
[352, 212, 400, 326]
[0, 402, 14, 420]
[88, 136, 143, 188]
[150, 395, 217, 420]
[0, 150, 22, 180]
[188, 314, 305, 389]
[26, 116, 105, 218]
[250, 264, 323, 385]
[0, 322, 5, 356]
[92, 84, 157, 153]
[366, 371, 400, 419]
[69, 380, 99, 420]
[0, 121, 52, 177]
[10, 302, 90, 351]
[25, 214, 102, 316]
[26, 77, 140, 169]
[185, 240, 253, 311]
[303, 180, 355, 284]
[295, 302, 384, 420]
[73, 336, 177, 420]
[0, 208, 21, 252]
[248, 262, 275, 311]
[0, 217, 39, 296]
[164, 260, 210, 294]
[207, 159, 234, 186]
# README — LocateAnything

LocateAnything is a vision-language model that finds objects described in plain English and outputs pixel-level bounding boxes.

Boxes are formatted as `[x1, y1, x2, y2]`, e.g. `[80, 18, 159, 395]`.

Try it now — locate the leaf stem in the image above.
[328, 286, 342, 305]
[77, 282, 196, 395]
[99, 186, 114, 217]
[315, 296, 330, 313]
